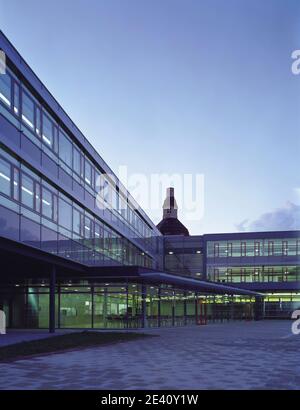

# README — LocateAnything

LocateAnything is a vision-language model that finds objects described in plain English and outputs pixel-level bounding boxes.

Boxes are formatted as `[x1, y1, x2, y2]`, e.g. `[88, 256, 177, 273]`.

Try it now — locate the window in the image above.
[58, 198, 72, 231]
[297, 240, 300, 256]
[254, 241, 260, 256]
[214, 269, 219, 281]
[214, 243, 219, 257]
[94, 223, 102, 252]
[98, 175, 111, 204]
[21, 91, 34, 129]
[84, 216, 92, 239]
[42, 112, 54, 148]
[0, 72, 11, 107]
[13, 168, 19, 200]
[35, 182, 41, 212]
[268, 241, 274, 256]
[0, 158, 11, 196]
[111, 188, 117, 210]
[35, 106, 41, 136]
[94, 223, 102, 239]
[59, 131, 72, 168]
[227, 243, 232, 257]
[85, 159, 92, 185]
[282, 241, 288, 256]
[241, 242, 246, 257]
[73, 208, 81, 235]
[21, 174, 34, 208]
[42, 187, 53, 219]
[13, 82, 20, 114]
[73, 147, 81, 177]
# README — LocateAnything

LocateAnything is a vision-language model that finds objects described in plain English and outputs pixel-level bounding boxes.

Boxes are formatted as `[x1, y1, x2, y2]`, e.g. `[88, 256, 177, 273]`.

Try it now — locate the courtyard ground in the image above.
[0, 321, 299, 390]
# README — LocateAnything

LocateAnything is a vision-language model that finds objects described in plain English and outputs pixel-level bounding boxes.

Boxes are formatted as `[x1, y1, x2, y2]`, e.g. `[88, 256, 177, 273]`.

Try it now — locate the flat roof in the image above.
[0, 236, 261, 296]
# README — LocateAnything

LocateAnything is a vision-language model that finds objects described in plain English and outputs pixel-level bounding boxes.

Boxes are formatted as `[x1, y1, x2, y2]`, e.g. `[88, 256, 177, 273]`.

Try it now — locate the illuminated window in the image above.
[42, 187, 53, 219]
[241, 242, 246, 256]
[84, 216, 92, 239]
[73, 147, 81, 177]
[0, 72, 11, 107]
[0, 157, 11, 196]
[42, 112, 54, 148]
[21, 174, 34, 208]
[73, 208, 81, 235]
[13, 168, 19, 200]
[22, 91, 34, 129]
[58, 198, 72, 231]
[268, 241, 274, 256]
[35, 106, 41, 136]
[214, 243, 219, 257]
[59, 130, 72, 168]
[85, 159, 92, 185]
[282, 241, 288, 256]
[13, 82, 19, 114]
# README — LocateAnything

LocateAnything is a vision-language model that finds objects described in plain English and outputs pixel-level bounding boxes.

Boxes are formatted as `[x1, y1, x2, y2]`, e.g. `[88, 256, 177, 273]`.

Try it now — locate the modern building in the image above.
[0, 31, 297, 331]
[158, 189, 300, 319]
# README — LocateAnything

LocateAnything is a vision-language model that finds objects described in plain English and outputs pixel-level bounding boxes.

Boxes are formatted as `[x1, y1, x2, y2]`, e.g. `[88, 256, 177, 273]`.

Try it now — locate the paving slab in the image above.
[0, 321, 299, 390]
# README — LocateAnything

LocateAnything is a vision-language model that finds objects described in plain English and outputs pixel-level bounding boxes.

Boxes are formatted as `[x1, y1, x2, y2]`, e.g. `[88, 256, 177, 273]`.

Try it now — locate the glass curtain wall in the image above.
[0, 282, 260, 329]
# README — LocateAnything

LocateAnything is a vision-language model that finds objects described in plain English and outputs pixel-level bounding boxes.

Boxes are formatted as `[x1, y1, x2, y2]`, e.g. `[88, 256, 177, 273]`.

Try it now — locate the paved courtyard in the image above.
[0, 321, 300, 390]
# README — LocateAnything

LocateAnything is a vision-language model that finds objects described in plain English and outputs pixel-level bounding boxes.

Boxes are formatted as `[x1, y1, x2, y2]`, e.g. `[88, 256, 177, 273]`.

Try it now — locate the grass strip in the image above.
[0, 331, 156, 362]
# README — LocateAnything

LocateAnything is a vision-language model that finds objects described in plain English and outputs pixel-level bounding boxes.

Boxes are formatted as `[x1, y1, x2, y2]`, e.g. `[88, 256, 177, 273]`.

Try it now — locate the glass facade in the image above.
[0, 62, 161, 255]
[207, 265, 300, 283]
[206, 236, 300, 286]
[0, 281, 257, 329]
[1, 32, 300, 329]
[164, 236, 203, 278]
[264, 293, 300, 319]
[207, 238, 300, 258]
[0, 145, 155, 267]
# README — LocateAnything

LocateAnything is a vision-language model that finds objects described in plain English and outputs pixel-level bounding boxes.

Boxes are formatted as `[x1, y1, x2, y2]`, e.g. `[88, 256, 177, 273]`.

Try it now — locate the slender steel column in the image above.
[184, 291, 187, 326]
[158, 287, 161, 327]
[49, 265, 56, 333]
[254, 296, 264, 321]
[141, 284, 147, 328]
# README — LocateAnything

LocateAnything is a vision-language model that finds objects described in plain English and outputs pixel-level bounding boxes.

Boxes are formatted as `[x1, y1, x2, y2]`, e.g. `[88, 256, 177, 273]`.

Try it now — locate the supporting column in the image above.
[172, 293, 175, 327]
[158, 287, 161, 327]
[230, 295, 234, 321]
[141, 284, 147, 328]
[195, 292, 198, 325]
[184, 291, 187, 326]
[49, 265, 56, 333]
[254, 296, 264, 321]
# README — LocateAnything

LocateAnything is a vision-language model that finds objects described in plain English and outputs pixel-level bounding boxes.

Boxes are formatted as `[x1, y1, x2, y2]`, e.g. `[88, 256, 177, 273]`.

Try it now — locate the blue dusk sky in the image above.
[1, 0, 300, 234]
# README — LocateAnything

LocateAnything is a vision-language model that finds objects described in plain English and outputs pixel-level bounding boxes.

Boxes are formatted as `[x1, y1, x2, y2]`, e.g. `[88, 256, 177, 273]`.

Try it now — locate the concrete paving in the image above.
[0, 321, 300, 390]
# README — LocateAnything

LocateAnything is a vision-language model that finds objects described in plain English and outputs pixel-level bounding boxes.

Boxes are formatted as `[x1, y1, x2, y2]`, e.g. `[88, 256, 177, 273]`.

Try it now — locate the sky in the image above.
[0, 0, 300, 234]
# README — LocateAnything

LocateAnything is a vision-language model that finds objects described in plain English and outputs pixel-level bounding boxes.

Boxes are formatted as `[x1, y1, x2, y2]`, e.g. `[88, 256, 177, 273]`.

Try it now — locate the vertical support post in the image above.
[158, 287, 161, 327]
[172, 292, 175, 327]
[195, 292, 198, 325]
[230, 295, 234, 321]
[184, 291, 187, 326]
[49, 265, 56, 333]
[104, 288, 108, 328]
[126, 285, 129, 329]
[57, 284, 61, 329]
[142, 284, 147, 328]
[91, 284, 94, 329]
[254, 296, 264, 321]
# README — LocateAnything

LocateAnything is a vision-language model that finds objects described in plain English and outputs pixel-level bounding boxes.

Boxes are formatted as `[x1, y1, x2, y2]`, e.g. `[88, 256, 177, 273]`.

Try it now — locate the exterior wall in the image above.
[0, 280, 257, 329]
[204, 232, 300, 290]
[164, 235, 204, 278]
[0, 32, 163, 270]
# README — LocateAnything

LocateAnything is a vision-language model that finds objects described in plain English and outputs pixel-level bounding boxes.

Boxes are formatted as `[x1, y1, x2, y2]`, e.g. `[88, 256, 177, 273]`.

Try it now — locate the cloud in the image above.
[236, 202, 300, 232]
